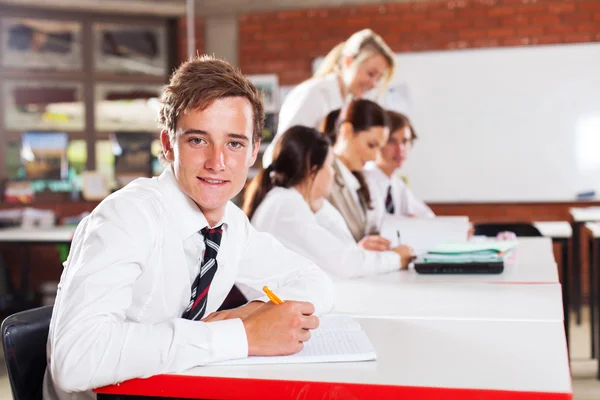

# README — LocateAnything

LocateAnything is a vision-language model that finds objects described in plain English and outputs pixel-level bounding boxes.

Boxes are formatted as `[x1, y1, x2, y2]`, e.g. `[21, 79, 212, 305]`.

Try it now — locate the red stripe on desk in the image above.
[95, 375, 572, 400]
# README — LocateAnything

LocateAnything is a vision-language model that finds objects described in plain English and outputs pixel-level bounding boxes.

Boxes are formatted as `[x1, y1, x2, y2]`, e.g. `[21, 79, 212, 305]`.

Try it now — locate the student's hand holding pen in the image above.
[358, 234, 392, 251]
[242, 287, 320, 356]
[392, 245, 416, 269]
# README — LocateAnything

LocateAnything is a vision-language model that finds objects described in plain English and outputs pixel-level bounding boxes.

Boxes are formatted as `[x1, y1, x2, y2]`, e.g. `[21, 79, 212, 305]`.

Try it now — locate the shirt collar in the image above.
[365, 162, 392, 185]
[157, 166, 231, 240]
[335, 157, 360, 192]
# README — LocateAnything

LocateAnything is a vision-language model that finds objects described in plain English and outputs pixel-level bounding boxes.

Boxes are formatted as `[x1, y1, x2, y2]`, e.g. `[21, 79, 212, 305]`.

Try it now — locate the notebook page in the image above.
[317, 315, 362, 331]
[211, 316, 376, 366]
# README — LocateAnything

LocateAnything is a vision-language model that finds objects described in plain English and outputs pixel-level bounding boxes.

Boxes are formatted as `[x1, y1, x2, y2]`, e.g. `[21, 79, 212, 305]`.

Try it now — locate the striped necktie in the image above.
[385, 185, 395, 214]
[182, 225, 223, 321]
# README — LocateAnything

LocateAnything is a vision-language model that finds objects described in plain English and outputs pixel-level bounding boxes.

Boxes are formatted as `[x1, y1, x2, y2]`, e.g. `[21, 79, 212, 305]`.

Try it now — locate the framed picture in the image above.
[110, 131, 154, 187]
[20, 131, 69, 181]
[247, 74, 279, 113]
[3, 80, 84, 131]
[94, 22, 167, 76]
[1, 17, 82, 70]
[95, 83, 162, 132]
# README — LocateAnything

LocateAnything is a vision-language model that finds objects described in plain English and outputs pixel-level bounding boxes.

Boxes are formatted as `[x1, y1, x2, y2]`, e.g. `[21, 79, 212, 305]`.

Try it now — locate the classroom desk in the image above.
[569, 207, 600, 325]
[586, 222, 600, 379]
[96, 317, 572, 400]
[0, 226, 76, 302]
[533, 221, 572, 342]
[334, 281, 564, 322]
[364, 238, 558, 285]
[0, 226, 76, 243]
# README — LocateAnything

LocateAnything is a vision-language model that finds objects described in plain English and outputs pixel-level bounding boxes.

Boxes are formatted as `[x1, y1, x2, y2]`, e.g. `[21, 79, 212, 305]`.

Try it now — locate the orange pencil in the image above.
[263, 286, 283, 304]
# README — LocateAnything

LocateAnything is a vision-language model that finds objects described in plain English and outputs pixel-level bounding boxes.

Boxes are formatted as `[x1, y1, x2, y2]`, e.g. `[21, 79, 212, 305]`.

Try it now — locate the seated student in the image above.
[364, 111, 435, 220]
[327, 98, 390, 241]
[44, 56, 334, 400]
[244, 126, 414, 279]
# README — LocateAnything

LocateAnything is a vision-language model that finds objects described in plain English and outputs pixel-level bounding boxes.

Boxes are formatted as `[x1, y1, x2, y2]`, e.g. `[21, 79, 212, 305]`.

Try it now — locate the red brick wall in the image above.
[177, 17, 205, 64]
[239, 0, 600, 85]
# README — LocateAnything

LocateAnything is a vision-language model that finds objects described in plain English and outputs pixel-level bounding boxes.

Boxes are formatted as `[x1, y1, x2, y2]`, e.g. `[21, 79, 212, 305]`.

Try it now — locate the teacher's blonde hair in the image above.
[314, 29, 395, 93]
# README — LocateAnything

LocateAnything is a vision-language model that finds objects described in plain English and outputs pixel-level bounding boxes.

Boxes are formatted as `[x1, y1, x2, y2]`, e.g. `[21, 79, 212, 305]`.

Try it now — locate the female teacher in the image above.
[262, 28, 396, 167]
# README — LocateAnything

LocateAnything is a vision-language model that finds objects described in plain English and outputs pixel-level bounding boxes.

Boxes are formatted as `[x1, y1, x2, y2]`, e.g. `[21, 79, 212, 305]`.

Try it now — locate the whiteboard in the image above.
[313, 44, 600, 202]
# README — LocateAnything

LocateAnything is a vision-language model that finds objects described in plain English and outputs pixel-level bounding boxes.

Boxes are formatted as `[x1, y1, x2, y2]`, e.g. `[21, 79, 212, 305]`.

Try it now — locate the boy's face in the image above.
[161, 97, 259, 224]
[377, 126, 413, 170]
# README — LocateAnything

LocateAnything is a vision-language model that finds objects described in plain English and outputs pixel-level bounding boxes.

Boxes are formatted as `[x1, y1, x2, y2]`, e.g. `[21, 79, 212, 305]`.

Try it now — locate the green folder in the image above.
[427, 241, 518, 255]
[421, 241, 517, 264]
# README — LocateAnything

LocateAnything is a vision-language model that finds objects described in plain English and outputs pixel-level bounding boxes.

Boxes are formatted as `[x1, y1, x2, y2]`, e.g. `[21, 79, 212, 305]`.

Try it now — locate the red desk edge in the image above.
[95, 374, 572, 400]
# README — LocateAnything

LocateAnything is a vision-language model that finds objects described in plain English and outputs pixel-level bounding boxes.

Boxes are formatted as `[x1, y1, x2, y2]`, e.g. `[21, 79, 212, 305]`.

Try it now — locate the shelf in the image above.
[94, 73, 167, 84]
[0, 69, 86, 81]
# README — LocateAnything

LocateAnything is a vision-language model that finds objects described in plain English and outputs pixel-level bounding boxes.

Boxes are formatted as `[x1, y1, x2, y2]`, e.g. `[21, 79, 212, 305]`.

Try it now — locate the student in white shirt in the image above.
[44, 56, 334, 400]
[327, 98, 392, 242]
[364, 110, 435, 224]
[262, 29, 395, 167]
[244, 126, 414, 280]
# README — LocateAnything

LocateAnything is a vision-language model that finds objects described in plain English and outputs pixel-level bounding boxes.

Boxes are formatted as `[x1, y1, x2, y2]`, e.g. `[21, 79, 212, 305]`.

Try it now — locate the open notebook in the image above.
[211, 315, 376, 366]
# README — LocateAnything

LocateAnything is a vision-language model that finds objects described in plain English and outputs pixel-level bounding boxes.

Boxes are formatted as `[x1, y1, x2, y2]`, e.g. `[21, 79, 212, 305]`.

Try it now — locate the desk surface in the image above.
[334, 281, 564, 322]
[533, 221, 573, 239]
[570, 207, 600, 222]
[586, 222, 600, 238]
[370, 238, 558, 284]
[97, 317, 571, 399]
[0, 226, 76, 242]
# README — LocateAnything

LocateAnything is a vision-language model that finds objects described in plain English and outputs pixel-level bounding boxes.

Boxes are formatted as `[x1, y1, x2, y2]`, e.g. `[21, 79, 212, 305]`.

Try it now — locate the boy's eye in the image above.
[189, 137, 204, 145]
[230, 141, 244, 149]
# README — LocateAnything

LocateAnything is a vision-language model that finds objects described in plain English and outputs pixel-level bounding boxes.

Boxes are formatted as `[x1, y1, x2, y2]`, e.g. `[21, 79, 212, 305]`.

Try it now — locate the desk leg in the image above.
[573, 222, 583, 325]
[558, 238, 570, 351]
[19, 245, 31, 305]
[595, 237, 600, 380]
[592, 236, 597, 360]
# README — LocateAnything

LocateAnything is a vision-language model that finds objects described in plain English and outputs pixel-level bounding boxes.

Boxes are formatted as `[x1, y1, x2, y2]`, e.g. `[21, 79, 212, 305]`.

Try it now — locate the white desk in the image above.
[570, 208, 600, 325]
[0, 226, 76, 302]
[334, 281, 564, 322]
[586, 222, 600, 378]
[362, 238, 558, 285]
[570, 207, 600, 223]
[97, 317, 572, 399]
[534, 221, 573, 239]
[0, 226, 76, 243]
[587, 222, 600, 239]
[533, 221, 571, 343]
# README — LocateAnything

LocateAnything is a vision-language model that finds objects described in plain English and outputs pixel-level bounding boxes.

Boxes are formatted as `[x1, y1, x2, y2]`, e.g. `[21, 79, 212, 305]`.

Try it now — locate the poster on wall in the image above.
[94, 23, 167, 76]
[1, 17, 82, 70]
[3, 80, 85, 131]
[95, 83, 162, 132]
[247, 74, 279, 113]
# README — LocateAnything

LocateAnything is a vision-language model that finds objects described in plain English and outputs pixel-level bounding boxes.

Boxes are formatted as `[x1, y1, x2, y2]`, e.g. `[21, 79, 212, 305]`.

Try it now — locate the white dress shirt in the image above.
[43, 167, 334, 399]
[364, 163, 435, 230]
[250, 187, 400, 279]
[263, 73, 344, 167]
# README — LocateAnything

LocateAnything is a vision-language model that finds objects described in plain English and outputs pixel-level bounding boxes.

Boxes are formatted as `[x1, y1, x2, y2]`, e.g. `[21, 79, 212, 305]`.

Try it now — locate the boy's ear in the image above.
[160, 130, 174, 162]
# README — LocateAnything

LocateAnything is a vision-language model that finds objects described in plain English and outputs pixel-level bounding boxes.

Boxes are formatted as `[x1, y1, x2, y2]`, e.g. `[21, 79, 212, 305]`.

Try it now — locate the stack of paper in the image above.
[380, 216, 471, 254]
[421, 241, 518, 264]
[211, 315, 376, 366]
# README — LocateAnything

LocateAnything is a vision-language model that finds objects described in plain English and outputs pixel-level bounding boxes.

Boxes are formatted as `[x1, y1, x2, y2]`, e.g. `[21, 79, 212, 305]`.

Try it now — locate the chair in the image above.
[473, 223, 542, 237]
[2, 306, 53, 400]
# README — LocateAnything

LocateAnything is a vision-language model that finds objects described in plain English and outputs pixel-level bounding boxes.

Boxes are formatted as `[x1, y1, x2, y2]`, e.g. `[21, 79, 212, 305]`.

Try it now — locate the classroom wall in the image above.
[238, 0, 600, 85]
[177, 17, 205, 64]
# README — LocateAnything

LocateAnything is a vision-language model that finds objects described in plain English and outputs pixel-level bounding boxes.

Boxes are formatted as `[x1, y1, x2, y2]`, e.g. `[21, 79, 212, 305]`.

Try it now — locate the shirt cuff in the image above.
[378, 251, 401, 273]
[206, 318, 248, 363]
